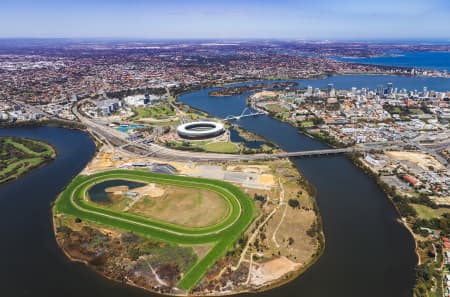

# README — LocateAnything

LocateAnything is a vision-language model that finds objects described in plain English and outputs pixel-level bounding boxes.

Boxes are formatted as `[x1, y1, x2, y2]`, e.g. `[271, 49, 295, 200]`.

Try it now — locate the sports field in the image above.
[54, 170, 256, 291]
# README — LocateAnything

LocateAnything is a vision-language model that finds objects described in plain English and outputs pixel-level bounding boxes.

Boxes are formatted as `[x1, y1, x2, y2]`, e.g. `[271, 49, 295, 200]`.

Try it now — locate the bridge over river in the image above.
[224, 107, 266, 121]
[73, 101, 405, 162]
[142, 142, 401, 162]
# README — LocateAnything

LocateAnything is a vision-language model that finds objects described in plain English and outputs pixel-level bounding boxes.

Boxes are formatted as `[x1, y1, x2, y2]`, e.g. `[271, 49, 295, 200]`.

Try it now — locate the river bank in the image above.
[178, 77, 419, 297]
[52, 143, 323, 295]
[239, 81, 448, 296]
[0, 75, 424, 297]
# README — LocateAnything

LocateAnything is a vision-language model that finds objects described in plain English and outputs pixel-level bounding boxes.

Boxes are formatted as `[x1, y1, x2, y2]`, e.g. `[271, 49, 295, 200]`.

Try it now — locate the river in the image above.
[2, 74, 449, 297]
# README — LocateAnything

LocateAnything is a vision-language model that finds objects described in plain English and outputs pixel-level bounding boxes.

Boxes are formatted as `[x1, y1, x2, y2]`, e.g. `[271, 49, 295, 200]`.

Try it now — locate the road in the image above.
[72, 101, 403, 162]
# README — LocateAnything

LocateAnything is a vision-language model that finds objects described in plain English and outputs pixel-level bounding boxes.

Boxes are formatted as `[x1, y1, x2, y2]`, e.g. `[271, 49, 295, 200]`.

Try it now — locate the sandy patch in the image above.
[431, 196, 450, 206]
[250, 256, 300, 286]
[258, 174, 275, 187]
[192, 244, 213, 260]
[105, 186, 129, 193]
[83, 146, 201, 176]
[134, 184, 165, 198]
[252, 91, 278, 100]
[105, 184, 164, 198]
[386, 151, 445, 171]
[226, 165, 270, 174]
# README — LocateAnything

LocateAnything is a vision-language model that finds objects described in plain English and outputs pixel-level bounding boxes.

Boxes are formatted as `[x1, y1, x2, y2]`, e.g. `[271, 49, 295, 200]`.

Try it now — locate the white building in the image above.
[124, 94, 161, 107]
[97, 98, 121, 116]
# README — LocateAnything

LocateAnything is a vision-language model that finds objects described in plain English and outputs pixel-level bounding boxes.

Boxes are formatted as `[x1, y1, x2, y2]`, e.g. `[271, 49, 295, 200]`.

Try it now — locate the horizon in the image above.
[1, 0, 449, 40]
[0, 37, 450, 43]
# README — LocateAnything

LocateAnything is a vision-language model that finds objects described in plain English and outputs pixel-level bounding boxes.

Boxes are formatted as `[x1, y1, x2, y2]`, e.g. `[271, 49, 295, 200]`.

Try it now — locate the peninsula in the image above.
[0, 136, 56, 184]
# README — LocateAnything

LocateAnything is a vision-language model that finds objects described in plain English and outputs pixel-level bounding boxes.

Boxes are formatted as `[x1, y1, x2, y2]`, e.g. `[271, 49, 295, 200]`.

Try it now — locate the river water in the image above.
[1, 74, 448, 297]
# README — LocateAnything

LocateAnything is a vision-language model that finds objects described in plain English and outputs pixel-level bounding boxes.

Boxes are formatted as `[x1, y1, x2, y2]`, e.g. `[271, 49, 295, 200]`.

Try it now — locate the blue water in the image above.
[334, 52, 450, 72]
[117, 124, 146, 132]
[88, 179, 146, 203]
[180, 75, 450, 121]
[229, 127, 268, 149]
[178, 79, 420, 297]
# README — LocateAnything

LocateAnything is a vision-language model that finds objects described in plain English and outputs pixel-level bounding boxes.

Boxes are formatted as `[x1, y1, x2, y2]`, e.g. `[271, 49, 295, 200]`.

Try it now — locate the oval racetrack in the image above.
[54, 170, 256, 291]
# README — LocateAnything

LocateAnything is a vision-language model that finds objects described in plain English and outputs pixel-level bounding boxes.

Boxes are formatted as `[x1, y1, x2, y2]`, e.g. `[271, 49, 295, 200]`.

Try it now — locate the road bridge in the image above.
[225, 107, 266, 121]
[73, 101, 404, 163]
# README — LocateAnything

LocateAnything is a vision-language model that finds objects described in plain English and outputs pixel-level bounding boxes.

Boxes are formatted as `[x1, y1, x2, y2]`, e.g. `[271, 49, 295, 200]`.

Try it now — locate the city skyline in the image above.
[1, 0, 449, 39]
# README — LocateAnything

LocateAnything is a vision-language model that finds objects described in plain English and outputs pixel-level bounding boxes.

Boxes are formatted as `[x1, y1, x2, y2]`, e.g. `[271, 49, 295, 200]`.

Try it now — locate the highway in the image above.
[71, 101, 449, 164]
[73, 102, 402, 161]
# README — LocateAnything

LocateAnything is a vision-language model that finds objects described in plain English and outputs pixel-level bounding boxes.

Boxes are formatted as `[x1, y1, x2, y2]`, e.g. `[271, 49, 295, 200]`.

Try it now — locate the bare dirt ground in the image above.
[430, 196, 450, 206]
[265, 206, 318, 263]
[250, 256, 301, 286]
[192, 244, 213, 260]
[251, 91, 278, 100]
[386, 151, 446, 171]
[226, 165, 271, 174]
[82, 147, 200, 176]
[134, 184, 165, 198]
[105, 185, 129, 194]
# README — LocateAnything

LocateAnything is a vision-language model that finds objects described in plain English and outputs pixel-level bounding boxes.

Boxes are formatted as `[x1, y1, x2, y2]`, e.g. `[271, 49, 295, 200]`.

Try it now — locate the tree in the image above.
[313, 117, 325, 125]
[288, 237, 295, 245]
[288, 199, 300, 209]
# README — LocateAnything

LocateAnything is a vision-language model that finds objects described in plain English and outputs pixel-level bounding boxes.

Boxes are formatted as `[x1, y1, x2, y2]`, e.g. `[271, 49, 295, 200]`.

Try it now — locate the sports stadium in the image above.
[177, 121, 225, 139]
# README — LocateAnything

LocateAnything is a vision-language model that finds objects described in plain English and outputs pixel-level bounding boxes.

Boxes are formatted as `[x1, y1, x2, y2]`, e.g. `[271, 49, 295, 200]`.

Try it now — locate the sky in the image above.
[0, 0, 449, 40]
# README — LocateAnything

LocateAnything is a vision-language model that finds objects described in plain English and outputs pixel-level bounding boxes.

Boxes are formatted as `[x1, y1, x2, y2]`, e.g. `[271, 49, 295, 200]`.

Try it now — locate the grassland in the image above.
[130, 186, 229, 228]
[54, 170, 256, 291]
[203, 141, 240, 153]
[0, 136, 56, 184]
[166, 140, 240, 154]
[298, 120, 315, 127]
[131, 103, 176, 120]
[265, 103, 290, 113]
[165, 139, 277, 154]
[411, 204, 449, 220]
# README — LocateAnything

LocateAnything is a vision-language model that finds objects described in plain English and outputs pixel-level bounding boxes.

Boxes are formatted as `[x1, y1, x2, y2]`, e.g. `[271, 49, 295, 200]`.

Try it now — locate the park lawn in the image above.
[266, 103, 289, 113]
[299, 120, 314, 127]
[202, 141, 240, 153]
[132, 103, 175, 120]
[166, 140, 240, 154]
[409, 108, 424, 115]
[148, 120, 180, 126]
[390, 107, 402, 114]
[411, 204, 450, 220]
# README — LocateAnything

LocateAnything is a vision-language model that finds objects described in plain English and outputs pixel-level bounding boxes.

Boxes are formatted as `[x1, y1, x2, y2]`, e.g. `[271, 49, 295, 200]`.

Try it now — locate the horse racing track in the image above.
[54, 170, 256, 291]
